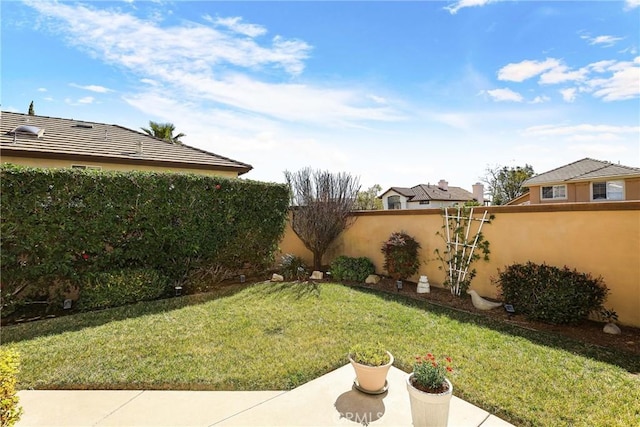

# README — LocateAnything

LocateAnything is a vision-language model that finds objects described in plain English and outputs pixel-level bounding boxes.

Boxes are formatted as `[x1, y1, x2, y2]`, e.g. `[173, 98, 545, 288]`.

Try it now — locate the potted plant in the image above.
[348, 343, 394, 394]
[406, 352, 454, 427]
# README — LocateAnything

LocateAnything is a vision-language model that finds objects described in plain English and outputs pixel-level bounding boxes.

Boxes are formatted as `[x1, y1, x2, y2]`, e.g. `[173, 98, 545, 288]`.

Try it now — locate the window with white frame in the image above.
[541, 185, 566, 200]
[592, 180, 624, 201]
[387, 195, 401, 210]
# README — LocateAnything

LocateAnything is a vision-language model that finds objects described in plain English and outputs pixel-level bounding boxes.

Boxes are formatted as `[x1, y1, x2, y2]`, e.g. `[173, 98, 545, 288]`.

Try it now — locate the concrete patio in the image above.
[17, 364, 514, 427]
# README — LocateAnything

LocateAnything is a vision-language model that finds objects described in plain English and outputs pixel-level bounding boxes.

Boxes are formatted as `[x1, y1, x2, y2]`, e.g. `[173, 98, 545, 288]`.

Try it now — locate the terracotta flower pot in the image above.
[406, 373, 453, 427]
[349, 351, 393, 393]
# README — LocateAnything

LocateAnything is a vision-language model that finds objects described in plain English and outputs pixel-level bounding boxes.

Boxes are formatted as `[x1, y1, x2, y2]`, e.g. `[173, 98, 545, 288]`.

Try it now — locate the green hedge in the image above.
[1, 165, 289, 313]
[0, 348, 22, 427]
[495, 262, 608, 324]
[330, 256, 375, 282]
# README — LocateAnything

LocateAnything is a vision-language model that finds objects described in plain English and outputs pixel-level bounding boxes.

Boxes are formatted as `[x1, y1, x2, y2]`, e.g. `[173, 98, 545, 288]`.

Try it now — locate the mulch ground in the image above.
[351, 278, 640, 356]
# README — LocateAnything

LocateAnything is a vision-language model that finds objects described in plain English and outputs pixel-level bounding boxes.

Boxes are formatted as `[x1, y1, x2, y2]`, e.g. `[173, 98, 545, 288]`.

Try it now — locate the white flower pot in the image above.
[406, 374, 453, 427]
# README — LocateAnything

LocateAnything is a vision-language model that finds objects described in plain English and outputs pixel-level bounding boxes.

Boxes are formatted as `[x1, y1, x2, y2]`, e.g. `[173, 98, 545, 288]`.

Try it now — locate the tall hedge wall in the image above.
[1, 164, 289, 312]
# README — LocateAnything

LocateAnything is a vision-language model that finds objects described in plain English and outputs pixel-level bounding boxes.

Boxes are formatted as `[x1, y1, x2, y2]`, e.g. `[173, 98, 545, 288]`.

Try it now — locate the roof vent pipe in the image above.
[137, 141, 144, 155]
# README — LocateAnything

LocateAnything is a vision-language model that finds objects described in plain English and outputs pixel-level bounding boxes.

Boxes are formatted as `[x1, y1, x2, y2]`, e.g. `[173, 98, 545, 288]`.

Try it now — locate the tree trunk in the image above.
[313, 250, 323, 271]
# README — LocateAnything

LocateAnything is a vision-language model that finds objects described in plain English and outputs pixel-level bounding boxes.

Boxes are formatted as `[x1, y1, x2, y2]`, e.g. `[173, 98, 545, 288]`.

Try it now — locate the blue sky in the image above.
[2, 0, 639, 191]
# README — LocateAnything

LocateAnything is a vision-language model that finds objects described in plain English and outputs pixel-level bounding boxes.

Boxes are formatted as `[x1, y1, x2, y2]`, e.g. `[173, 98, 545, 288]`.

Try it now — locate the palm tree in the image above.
[141, 121, 185, 144]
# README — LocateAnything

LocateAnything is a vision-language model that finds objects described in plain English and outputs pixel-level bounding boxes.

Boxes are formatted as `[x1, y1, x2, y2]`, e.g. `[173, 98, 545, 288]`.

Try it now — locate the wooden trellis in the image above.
[442, 207, 491, 296]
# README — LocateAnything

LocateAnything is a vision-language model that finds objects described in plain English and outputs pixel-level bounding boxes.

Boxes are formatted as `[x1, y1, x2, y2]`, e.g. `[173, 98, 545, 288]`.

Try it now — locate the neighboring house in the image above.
[520, 158, 640, 204]
[0, 111, 252, 177]
[379, 180, 485, 210]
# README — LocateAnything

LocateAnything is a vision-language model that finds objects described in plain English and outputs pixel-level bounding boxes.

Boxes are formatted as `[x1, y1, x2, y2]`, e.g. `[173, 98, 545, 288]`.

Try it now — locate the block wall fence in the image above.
[279, 202, 640, 327]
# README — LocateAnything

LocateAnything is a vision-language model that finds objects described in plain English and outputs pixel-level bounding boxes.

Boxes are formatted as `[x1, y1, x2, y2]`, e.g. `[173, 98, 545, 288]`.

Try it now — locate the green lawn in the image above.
[2, 282, 639, 426]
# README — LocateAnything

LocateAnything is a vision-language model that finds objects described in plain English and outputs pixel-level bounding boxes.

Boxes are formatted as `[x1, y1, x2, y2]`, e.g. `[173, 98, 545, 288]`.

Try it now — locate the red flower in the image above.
[215, 184, 221, 190]
[82, 253, 89, 260]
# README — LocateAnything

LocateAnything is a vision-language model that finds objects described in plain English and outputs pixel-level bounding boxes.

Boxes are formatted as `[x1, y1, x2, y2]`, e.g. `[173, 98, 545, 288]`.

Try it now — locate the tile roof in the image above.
[386, 184, 474, 202]
[0, 111, 252, 175]
[523, 158, 640, 185]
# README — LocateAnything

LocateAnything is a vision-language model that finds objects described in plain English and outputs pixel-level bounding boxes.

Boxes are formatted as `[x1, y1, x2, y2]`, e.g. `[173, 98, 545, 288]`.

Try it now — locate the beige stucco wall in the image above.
[280, 203, 640, 327]
[1, 156, 239, 178]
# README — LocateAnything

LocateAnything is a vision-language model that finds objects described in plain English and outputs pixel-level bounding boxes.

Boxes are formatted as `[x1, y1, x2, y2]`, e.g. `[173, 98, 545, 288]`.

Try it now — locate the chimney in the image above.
[472, 182, 485, 204]
[438, 179, 448, 191]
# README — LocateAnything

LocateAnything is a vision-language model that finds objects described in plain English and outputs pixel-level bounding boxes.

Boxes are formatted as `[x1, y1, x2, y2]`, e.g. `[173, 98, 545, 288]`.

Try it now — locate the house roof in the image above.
[381, 184, 475, 202]
[523, 158, 640, 186]
[0, 111, 252, 175]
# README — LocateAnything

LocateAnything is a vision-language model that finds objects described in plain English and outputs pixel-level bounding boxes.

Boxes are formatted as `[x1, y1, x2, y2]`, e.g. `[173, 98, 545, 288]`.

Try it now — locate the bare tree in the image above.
[285, 168, 361, 270]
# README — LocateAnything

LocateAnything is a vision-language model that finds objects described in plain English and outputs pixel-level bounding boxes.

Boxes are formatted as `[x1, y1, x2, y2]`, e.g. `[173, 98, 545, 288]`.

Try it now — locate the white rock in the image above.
[417, 275, 430, 294]
[467, 289, 503, 310]
[365, 274, 380, 284]
[310, 271, 324, 280]
[271, 273, 284, 282]
[603, 323, 621, 335]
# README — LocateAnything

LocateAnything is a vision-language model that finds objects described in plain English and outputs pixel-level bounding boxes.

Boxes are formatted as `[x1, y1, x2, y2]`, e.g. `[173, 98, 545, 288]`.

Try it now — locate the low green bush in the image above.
[77, 269, 169, 311]
[279, 254, 307, 280]
[330, 256, 375, 282]
[0, 348, 22, 427]
[495, 262, 608, 324]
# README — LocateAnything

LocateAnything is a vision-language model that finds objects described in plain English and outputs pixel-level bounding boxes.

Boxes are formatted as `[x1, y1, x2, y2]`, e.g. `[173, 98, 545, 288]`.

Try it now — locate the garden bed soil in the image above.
[353, 278, 640, 356]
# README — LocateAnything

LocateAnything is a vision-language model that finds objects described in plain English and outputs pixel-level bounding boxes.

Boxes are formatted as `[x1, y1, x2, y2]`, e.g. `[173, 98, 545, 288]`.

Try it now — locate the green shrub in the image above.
[330, 256, 375, 282]
[77, 269, 169, 311]
[380, 231, 421, 280]
[279, 254, 307, 280]
[348, 342, 390, 366]
[0, 348, 22, 427]
[495, 262, 608, 324]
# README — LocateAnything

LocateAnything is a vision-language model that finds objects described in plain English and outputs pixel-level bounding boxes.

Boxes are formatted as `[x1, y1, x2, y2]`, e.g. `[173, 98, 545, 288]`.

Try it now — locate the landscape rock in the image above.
[310, 271, 324, 280]
[365, 274, 380, 284]
[271, 273, 284, 282]
[603, 323, 621, 335]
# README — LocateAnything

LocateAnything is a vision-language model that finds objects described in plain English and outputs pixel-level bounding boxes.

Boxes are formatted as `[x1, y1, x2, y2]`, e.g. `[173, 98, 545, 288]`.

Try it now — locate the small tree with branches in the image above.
[285, 168, 361, 271]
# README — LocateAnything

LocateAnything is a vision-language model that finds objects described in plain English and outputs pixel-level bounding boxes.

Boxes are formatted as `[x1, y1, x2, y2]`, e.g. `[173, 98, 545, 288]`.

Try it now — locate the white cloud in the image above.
[586, 35, 624, 47]
[559, 88, 577, 102]
[70, 83, 113, 93]
[498, 58, 560, 82]
[530, 95, 550, 104]
[444, 0, 498, 15]
[588, 57, 640, 101]
[64, 96, 95, 106]
[26, 1, 311, 76]
[625, 0, 640, 10]
[205, 15, 267, 38]
[485, 88, 524, 102]
[24, 1, 402, 126]
[523, 123, 640, 137]
[37, 87, 47, 92]
[539, 65, 587, 84]
[496, 57, 639, 102]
